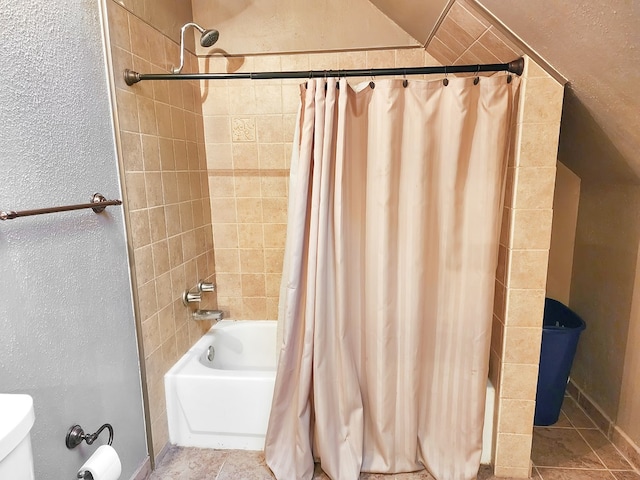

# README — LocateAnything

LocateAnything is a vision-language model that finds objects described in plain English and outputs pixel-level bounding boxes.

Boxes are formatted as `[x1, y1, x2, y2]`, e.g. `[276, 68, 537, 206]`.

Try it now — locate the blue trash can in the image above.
[534, 298, 586, 426]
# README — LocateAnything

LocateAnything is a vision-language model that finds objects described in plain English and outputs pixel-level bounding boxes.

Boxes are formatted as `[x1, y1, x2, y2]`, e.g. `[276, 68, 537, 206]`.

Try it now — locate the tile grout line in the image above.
[567, 393, 640, 474]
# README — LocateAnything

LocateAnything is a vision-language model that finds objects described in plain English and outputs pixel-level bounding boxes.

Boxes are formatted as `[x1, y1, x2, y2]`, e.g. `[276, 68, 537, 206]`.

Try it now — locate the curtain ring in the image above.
[443, 65, 449, 86]
[369, 70, 375, 89]
[474, 65, 480, 85]
[402, 69, 408, 88]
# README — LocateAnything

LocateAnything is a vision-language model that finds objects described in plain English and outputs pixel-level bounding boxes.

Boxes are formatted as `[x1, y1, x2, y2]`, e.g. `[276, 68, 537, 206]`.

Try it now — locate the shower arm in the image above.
[172, 23, 204, 74]
[126, 58, 525, 85]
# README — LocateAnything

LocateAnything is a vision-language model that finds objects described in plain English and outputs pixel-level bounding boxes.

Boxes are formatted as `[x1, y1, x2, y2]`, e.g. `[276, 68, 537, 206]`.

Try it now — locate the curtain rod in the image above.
[124, 57, 524, 86]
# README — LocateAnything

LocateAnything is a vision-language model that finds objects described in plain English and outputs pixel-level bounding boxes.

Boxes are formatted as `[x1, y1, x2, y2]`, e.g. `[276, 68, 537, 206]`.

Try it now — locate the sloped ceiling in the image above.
[192, 0, 418, 55]
[370, 0, 640, 183]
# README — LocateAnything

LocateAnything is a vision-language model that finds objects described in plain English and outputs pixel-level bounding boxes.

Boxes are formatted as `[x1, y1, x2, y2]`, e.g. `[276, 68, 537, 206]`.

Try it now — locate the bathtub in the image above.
[165, 320, 277, 450]
[165, 319, 495, 464]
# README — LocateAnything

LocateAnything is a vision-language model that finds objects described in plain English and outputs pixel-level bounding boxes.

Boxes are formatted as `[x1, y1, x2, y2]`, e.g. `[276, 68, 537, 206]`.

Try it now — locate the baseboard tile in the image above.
[568, 379, 640, 470]
[130, 456, 152, 480]
[154, 442, 171, 468]
[612, 426, 640, 472]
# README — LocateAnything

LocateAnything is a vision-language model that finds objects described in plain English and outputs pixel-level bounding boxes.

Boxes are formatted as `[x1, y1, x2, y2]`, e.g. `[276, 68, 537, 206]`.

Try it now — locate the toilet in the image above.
[0, 394, 35, 480]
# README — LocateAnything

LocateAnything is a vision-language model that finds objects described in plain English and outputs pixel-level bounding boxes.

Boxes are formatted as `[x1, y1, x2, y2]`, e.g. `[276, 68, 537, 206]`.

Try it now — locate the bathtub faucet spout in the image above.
[192, 309, 224, 323]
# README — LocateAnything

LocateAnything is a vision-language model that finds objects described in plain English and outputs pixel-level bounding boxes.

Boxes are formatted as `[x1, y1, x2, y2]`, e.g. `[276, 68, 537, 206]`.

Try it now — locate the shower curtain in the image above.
[265, 74, 519, 480]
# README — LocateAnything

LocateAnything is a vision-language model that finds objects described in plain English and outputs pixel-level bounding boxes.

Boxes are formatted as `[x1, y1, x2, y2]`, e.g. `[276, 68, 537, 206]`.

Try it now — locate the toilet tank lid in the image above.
[0, 394, 35, 462]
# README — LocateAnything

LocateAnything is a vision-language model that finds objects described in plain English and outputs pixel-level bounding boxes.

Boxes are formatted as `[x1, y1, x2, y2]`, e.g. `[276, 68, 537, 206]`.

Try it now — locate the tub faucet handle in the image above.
[182, 290, 202, 306]
[197, 280, 216, 293]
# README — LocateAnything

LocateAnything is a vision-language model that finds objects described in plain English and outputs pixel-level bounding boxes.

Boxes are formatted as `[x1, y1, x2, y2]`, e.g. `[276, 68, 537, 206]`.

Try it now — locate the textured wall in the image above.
[0, 0, 147, 478]
[570, 184, 640, 418]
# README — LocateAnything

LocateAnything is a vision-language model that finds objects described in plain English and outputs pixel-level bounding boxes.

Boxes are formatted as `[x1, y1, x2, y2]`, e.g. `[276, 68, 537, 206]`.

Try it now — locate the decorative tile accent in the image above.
[232, 117, 257, 142]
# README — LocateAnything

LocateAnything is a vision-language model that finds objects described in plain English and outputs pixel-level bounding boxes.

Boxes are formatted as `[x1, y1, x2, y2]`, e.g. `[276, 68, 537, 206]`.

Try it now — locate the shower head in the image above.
[199, 29, 220, 48]
[172, 22, 219, 74]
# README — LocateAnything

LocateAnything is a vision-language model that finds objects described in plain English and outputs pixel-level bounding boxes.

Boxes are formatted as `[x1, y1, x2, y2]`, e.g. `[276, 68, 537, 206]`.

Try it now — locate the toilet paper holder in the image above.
[65, 423, 114, 449]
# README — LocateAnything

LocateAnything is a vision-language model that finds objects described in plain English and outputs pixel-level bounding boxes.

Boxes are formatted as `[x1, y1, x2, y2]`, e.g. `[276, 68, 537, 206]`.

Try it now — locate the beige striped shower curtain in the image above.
[265, 74, 519, 480]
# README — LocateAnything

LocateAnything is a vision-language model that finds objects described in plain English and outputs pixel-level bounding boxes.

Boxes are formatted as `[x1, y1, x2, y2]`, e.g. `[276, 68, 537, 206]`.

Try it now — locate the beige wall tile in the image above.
[308, 52, 338, 70]
[130, 209, 151, 248]
[210, 197, 237, 223]
[240, 249, 265, 273]
[395, 48, 426, 68]
[510, 209, 553, 250]
[516, 123, 561, 167]
[262, 197, 287, 223]
[266, 273, 282, 297]
[495, 433, 533, 469]
[121, 132, 143, 171]
[519, 77, 565, 125]
[500, 363, 539, 400]
[259, 143, 286, 169]
[116, 88, 140, 132]
[145, 172, 164, 207]
[238, 224, 264, 249]
[236, 198, 263, 223]
[137, 281, 158, 322]
[505, 289, 545, 327]
[141, 135, 161, 171]
[234, 176, 262, 198]
[477, 29, 520, 64]
[265, 248, 285, 274]
[512, 167, 556, 210]
[209, 175, 235, 198]
[243, 297, 267, 319]
[106, 1, 131, 52]
[152, 241, 170, 277]
[213, 224, 239, 249]
[426, 37, 457, 65]
[214, 249, 240, 273]
[216, 273, 242, 298]
[264, 223, 287, 248]
[508, 249, 549, 290]
[439, 17, 474, 49]
[498, 399, 535, 435]
[503, 327, 542, 364]
[124, 172, 147, 210]
[242, 273, 266, 297]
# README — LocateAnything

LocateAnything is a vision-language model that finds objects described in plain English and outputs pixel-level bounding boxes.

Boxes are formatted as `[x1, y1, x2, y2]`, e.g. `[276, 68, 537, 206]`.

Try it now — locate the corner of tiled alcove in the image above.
[491, 56, 565, 478]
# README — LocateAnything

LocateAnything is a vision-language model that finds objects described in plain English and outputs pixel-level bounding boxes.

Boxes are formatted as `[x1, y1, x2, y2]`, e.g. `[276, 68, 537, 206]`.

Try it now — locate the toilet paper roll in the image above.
[78, 445, 122, 480]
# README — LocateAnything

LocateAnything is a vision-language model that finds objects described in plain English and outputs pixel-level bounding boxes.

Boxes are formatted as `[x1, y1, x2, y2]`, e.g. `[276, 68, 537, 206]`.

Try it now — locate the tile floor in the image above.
[150, 395, 639, 480]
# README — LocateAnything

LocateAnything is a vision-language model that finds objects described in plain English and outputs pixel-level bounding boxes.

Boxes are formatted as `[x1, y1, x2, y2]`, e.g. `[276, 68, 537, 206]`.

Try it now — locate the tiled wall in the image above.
[200, 48, 434, 320]
[113, 0, 194, 48]
[105, 0, 216, 460]
[427, 1, 565, 477]
[426, 0, 523, 66]
[491, 59, 563, 478]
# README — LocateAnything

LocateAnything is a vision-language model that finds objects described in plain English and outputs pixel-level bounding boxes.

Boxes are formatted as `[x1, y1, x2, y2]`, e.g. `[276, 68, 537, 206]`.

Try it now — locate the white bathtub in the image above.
[165, 319, 495, 464]
[165, 320, 277, 450]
